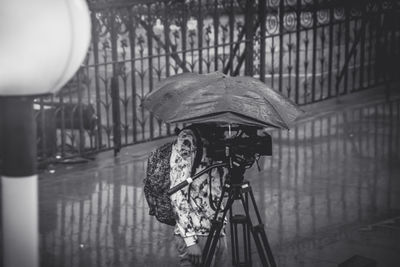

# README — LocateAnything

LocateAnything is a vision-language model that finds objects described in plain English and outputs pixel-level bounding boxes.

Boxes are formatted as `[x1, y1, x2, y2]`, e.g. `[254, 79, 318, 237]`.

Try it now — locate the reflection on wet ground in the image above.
[38, 96, 400, 267]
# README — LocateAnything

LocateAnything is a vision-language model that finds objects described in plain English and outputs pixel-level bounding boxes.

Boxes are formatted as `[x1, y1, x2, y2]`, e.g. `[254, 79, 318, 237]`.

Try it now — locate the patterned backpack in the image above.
[143, 127, 202, 226]
[144, 141, 176, 226]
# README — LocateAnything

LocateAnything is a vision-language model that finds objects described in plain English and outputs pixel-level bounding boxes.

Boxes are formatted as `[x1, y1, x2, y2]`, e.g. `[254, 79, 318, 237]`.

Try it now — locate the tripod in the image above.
[201, 164, 276, 267]
[167, 153, 277, 267]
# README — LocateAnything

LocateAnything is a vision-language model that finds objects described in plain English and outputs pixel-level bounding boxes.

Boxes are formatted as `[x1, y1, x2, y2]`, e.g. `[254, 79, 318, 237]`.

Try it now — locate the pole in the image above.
[0, 96, 39, 267]
[244, 0, 254, 76]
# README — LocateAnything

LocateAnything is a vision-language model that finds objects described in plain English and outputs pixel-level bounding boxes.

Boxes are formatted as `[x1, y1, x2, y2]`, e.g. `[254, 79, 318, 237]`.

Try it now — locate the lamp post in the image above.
[0, 0, 91, 266]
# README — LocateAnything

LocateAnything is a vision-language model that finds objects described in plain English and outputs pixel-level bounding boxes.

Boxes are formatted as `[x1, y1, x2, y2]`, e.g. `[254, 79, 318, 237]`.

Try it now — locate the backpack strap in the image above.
[181, 125, 203, 201]
[183, 125, 203, 176]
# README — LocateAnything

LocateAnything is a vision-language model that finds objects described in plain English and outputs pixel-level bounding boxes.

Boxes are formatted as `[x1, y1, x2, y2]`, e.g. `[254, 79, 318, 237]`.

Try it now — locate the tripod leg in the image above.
[230, 206, 239, 266]
[243, 192, 252, 266]
[239, 187, 276, 267]
[202, 183, 227, 262]
[202, 186, 233, 267]
[248, 189, 277, 267]
[230, 213, 252, 266]
[231, 193, 252, 266]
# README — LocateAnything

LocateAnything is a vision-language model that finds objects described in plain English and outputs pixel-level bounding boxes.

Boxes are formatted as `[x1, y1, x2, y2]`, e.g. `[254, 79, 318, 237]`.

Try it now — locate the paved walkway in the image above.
[37, 86, 400, 267]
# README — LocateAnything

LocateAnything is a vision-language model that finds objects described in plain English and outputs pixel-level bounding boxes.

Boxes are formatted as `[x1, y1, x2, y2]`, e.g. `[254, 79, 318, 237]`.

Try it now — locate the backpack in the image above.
[143, 127, 203, 226]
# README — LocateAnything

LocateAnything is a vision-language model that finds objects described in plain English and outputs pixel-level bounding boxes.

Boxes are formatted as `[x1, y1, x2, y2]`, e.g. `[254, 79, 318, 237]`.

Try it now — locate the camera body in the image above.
[196, 125, 272, 162]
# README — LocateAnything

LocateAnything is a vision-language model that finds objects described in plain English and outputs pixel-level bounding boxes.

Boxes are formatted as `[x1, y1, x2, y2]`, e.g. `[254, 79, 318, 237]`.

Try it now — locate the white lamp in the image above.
[0, 0, 91, 267]
[0, 0, 91, 96]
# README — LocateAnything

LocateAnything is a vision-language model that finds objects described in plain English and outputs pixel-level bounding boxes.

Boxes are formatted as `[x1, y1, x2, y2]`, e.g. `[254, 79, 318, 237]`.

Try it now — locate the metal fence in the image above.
[33, 0, 400, 161]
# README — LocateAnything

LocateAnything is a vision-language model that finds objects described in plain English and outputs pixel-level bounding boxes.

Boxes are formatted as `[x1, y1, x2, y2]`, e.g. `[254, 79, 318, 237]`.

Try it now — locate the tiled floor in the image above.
[35, 89, 400, 267]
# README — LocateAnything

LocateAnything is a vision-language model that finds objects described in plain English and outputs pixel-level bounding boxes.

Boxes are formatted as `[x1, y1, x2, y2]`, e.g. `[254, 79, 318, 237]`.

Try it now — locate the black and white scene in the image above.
[0, 0, 399, 266]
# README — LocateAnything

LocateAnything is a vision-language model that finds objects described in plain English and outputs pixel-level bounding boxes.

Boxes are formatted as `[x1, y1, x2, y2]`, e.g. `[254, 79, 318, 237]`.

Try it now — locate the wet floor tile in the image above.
[37, 98, 400, 267]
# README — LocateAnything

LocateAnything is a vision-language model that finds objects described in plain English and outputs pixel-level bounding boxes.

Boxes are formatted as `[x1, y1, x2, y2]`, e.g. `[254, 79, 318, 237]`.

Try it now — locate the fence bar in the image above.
[39, 98, 46, 158]
[319, 25, 326, 101]
[351, 19, 357, 92]
[91, 12, 103, 149]
[259, 0, 266, 82]
[311, 0, 318, 102]
[278, 0, 284, 92]
[181, 5, 188, 73]
[295, 0, 301, 103]
[147, 4, 154, 140]
[228, 0, 234, 75]
[163, 4, 172, 135]
[214, 0, 220, 72]
[111, 77, 121, 155]
[367, 8, 374, 87]
[359, 5, 366, 90]
[388, 0, 397, 84]
[129, 11, 137, 143]
[327, 3, 334, 97]
[344, 3, 350, 94]
[335, 22, 342, 97]
[244, 0, 254, 76]
[198, 0, 204, 74]
[110, 9, 121, 151]
[77, 71, 85, 154]
[59, 97, 66, 157]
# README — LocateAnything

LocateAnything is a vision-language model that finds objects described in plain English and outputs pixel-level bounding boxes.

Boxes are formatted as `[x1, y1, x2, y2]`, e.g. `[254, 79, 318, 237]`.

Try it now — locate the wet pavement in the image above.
[36, 87, 400, 267]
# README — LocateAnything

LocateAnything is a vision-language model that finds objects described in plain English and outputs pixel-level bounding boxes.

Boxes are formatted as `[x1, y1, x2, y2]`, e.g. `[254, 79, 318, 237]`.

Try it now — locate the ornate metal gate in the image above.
[32, 0, 400, 161]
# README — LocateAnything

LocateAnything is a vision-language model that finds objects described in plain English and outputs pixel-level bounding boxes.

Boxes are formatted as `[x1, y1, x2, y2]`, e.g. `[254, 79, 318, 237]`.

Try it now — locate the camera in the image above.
[196, 124, 272, 163]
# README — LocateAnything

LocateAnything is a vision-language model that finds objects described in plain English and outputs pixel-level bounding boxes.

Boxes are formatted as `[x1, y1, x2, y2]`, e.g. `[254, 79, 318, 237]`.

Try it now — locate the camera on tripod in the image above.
[194, 125, 277, 267]
[168, 124, 277, 267]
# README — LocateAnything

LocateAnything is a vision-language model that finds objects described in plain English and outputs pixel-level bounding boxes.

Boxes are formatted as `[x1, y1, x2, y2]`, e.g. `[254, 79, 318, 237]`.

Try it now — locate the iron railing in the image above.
[32, 0, 400, 161]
